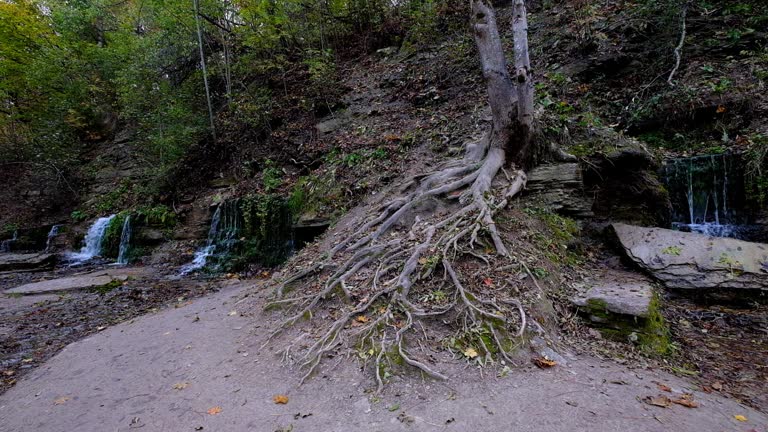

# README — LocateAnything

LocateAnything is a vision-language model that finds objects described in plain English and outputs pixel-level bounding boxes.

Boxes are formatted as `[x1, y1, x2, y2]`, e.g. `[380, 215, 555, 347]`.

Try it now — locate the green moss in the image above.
[101, 211, 130, 259]
[638, 294, 671, 356]
[582, 294, 671, 356]
[91, 279, 123, 294]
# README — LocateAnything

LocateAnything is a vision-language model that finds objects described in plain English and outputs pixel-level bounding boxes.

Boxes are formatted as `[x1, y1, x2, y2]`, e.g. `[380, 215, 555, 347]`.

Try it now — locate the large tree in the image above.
[269, 0, 563, 388]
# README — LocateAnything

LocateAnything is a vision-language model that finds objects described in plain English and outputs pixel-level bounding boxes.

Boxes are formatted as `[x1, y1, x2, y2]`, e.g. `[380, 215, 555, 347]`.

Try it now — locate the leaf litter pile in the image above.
[666, 300, 768, 412]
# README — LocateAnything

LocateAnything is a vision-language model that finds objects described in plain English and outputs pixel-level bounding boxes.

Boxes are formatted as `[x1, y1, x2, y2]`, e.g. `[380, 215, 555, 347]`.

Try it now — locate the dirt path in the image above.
[0, 280, 765, 432]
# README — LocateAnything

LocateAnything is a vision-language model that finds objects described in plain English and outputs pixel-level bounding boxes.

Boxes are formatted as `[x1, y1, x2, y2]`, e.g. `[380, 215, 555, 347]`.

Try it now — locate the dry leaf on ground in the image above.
[463, 347, 479, 359]
[671, 393, 699, 408]
[734, 414, 748, 422]
[172, 382, 189, 390]
[533, 357, 557, 368]
[645, 395, 672, 408]
[53, 396, 71, 405]
[207, 406, 222, 415]
[655, 382, 672, 392]
[273, 395, 289, 404]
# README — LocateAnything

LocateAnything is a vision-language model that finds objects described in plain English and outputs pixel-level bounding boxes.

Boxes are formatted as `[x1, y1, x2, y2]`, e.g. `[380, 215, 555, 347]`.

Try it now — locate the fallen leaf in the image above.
[483, 278, 493, 287]
[207, 406, 222, 415]
[172, 382, 189, 390]
[54, 396, 71, 405]
[21, 358, 33, 364]
[355, 315, 369, 323]
[463, 347, 479, 359]
[228, 311, 237, 316]
[388, 403, 400, 412]
[418, 257, 428, 265]
[716, 105, 727, 113]
[711, 381, 723, 391]
[533, 357, 557, 368]
[645, 395, 672, 408]
[273, 395, 289, 404]
[671, 393, 698, 408]
[734, 415, 747, 422]
[656, 383, 672, 392]
[2, 370, 14, 376]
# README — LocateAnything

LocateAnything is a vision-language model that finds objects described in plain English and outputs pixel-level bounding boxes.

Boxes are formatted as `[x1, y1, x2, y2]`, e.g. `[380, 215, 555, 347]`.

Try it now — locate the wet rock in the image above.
[612, 223, 768, 291]
[583, 138, 671, 227]
[0, 253, 56, 272]
[136, 227, 165, 244]
[525, 163, 593, 218]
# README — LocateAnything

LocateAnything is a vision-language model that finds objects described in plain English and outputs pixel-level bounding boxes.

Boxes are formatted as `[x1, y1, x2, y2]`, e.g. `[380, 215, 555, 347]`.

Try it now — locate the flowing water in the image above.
[116, 216, 132, 265]
[45, 225, 61, 252]
[663, 153, 763, 240]
[0, 230, 18, 253]
[180, 206, 225, 275]
[67, 215, 116, 264]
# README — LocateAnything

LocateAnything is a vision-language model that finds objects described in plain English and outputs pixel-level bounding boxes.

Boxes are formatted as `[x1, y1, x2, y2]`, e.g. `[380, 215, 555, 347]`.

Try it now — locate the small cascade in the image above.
[116, 216, 132, 265]
[663, 153, 762, 240]
[180, 196, 326, 275]
[0, 230, 18, 253]
[44, 225, 61, 252]
[67, 215, 116, 264]
[180, 206, 224, 275]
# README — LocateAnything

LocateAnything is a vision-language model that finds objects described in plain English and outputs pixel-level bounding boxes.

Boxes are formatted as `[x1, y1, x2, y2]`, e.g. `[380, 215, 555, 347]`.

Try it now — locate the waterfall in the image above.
[180, 206, 222, 275]
[663, 153, 760, 240]
[45, 225, 61, 252]
[67, 215, 115, 264]
[116, 216, 132, 265]
[0, 230, 18, 253]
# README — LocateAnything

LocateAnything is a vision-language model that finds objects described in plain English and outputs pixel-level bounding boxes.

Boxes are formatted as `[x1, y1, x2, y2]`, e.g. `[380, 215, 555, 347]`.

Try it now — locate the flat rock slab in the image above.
[572, 275, 653, 318]
[0, 253, 56, 272]
[613, 223, 768, 290]
[2, 267, 148, 295]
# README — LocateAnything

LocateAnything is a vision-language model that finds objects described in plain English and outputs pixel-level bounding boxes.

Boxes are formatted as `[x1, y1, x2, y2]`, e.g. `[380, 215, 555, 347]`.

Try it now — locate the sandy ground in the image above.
[0, 280, 765, 432]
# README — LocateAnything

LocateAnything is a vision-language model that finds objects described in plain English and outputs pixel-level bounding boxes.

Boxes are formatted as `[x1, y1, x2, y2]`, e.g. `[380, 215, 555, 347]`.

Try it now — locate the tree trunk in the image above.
[193, 0, 217, 142]
[470, 0, 535, 168]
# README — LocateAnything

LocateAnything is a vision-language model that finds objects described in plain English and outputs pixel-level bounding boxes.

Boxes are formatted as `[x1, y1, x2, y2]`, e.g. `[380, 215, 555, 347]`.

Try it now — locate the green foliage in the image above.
[135, 205, 177, 227]
[231, 195, 293, 269]
[71, 210, 89, 222]
[745, 134, 768, 207]
[661, 246, 682, 256]
[262, 159, 283, 192]
[1, 223, 19, 238]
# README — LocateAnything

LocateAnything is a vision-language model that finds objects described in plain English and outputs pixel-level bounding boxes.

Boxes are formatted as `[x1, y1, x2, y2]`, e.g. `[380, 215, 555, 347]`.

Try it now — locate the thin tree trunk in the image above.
[470, 0, 539, 168]
[510, 0, 535, 166]
[471, 0, 517, 157]
[193, 0, 217, 142]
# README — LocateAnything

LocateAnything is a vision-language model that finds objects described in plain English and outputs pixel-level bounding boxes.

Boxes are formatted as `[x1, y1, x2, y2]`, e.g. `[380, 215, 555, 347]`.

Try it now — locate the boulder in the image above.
[0, 253, 56, 272]
[572, 278, 652, 319]
[572, 271, 669, 352]
[525, 163, 593, 218]
[612, 223, 768, 291]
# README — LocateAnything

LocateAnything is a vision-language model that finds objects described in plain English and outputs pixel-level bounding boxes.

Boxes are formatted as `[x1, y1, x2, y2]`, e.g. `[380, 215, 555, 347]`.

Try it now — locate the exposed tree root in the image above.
[263, 0, 557, 388]
[265, 133, 539, 387]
